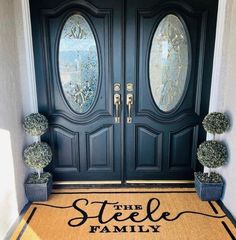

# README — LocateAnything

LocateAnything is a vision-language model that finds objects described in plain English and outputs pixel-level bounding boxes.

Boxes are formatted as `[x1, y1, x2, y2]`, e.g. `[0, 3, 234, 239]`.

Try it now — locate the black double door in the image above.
[30, 0, 218, 181]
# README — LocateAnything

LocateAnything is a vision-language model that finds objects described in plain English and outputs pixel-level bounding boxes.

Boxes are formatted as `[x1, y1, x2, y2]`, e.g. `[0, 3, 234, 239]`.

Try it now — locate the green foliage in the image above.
[23, 113, 48, 137]
[202, 112, 229, 135]
[23, 142, 52, 170]
[195, 172, 223, 183]
[26, 172, 52, 184]
[197, 140, 227, 168]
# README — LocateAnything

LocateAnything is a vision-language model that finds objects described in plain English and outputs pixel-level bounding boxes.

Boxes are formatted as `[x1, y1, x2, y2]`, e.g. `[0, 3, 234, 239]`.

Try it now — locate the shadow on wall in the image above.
[0, 129, 18, 237]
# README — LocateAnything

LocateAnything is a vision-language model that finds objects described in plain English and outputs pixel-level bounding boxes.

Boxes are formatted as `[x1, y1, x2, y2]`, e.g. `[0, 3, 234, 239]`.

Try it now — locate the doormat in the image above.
[11, 188, 236, 240]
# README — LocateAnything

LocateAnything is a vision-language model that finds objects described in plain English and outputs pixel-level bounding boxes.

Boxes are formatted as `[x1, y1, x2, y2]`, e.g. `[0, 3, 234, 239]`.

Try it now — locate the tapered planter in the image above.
[194, 174, 224, 201]
[25, 174, 53, 202]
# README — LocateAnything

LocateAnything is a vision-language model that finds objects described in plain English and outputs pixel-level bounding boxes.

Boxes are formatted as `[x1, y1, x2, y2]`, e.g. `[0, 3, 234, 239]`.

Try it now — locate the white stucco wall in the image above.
[0, 0, 36, 239]
[209, 0, 236, 219]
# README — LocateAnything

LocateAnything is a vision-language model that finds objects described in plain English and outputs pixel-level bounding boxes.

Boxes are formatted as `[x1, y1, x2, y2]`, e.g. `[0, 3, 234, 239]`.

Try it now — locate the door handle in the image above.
[114, 93, 121, 123]
[126, 93, 133, 123]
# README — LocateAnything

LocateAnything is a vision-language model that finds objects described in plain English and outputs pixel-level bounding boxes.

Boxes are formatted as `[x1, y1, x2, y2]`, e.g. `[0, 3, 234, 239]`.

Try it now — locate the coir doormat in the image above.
[11, 188, 236, 240]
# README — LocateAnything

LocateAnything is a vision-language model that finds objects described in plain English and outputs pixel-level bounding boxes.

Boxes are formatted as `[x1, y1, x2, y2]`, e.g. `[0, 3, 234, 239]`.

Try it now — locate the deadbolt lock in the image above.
[127, 83, 133, 92]
[114, 83, 121, 92]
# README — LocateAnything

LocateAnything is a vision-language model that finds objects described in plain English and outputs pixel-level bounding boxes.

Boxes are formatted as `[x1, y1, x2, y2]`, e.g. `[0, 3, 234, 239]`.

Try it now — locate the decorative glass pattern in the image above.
[149, 14, 189, 112]
[59, 14, 99, 113]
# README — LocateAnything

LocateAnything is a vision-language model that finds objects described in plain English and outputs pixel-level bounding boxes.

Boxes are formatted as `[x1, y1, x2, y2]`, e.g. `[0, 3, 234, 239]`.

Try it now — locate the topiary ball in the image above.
[23, 142, 52, 170]
[202, 112, 229, 135]
[197, 140, 227, 168]
[23, 113, 48, 137]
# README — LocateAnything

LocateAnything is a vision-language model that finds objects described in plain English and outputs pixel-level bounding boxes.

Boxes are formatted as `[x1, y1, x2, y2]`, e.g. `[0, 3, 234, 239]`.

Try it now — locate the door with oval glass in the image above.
[30, 0, 218, 181]
[125, 0, 218, 180]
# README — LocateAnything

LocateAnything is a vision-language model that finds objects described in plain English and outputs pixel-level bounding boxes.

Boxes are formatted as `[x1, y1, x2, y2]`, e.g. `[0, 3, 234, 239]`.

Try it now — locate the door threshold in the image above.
[54, 181, 122, 185]
[126, 180, 194, 184]
[54, 180, 193, 185]
[53, 180, 194, 189]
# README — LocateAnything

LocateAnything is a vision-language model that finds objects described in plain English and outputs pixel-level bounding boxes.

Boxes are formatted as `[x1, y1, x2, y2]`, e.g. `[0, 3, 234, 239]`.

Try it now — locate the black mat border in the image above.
[208, 201, 236, 239]
[208, 201, 219, 214]
[217, 200, 236, 228]
[222, 221, 236, 240]
[16, 207, 37, 240]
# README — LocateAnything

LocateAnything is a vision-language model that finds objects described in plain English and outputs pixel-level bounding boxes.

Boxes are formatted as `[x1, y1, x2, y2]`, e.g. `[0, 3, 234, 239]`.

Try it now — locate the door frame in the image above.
[20, 0, 226, 180]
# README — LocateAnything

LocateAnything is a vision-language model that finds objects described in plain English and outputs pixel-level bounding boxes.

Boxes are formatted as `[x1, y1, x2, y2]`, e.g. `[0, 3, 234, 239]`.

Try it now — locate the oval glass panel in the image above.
[149, 14, 189, 112]
[59, 14, 99, 113]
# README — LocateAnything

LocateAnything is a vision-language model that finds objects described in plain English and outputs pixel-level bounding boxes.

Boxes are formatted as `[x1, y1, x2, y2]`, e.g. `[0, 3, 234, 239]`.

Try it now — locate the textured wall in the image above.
[216, 0, 236, 220]
[209, 0, 236, 219]
[0, 0, 33, 239]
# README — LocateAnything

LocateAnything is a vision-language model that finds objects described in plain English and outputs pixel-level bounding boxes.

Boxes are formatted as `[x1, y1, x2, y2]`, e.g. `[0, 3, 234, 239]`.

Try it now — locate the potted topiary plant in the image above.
[23, 113, 53, 202]
[195, 112, 229, 201]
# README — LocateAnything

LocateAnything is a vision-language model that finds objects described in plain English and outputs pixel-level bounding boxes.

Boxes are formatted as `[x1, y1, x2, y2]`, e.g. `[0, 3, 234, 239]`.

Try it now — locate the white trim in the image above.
[208, 0, 227, 112]
[21, 0, 38, 113]
[21, 0, 40, 142]
[206, 0, 227, 173]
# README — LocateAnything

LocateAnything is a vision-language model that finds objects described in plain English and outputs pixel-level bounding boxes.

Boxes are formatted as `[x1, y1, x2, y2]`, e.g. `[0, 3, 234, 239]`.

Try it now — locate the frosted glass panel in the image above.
[149, 14, 189, 112]
[59, 14, 99, 113]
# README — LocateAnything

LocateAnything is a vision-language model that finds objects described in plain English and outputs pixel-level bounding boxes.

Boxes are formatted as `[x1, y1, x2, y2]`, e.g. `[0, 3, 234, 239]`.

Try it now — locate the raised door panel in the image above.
[169, 126, 195, 171]
[135, 126, 162, 171]
[86, 126, 114, 171]
[51, 127, 79, 172]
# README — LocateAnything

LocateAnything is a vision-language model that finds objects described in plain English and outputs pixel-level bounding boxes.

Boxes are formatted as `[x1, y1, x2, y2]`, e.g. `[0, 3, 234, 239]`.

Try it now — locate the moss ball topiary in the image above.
[23, 113, 48, 137]
[197, 140, 227, 168]
[202, 112, 229, 135]
[23, 142, 52, 170]
[194, 172, 223, 183]
[26, 172, 52, 184]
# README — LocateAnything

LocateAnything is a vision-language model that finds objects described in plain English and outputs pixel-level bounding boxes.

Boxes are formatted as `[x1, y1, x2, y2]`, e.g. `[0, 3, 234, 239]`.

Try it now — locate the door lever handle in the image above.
[114, 93, 121, 123]
[126, 93, 133, 123]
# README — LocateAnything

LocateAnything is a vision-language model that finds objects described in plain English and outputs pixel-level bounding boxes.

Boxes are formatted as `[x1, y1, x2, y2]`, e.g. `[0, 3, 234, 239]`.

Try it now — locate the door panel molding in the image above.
[169, 126, 195, 171]
[135, 125, 162, 171]
[86, 125, 114, 172]
[50, 126, 79, 172]
[40, 0, 111, 17]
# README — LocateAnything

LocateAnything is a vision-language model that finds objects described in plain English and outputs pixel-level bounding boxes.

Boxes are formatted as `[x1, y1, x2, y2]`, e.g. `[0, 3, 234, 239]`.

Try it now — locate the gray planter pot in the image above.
[25, 174, 53, 202]
[194, 174, 224, 201]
